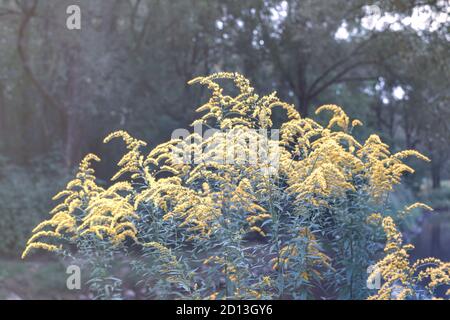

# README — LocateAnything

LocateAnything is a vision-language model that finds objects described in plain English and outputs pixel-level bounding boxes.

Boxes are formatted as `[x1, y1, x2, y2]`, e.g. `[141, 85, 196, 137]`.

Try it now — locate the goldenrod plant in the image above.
[368, 215, 449, 300]
[23, 73, 448, 300]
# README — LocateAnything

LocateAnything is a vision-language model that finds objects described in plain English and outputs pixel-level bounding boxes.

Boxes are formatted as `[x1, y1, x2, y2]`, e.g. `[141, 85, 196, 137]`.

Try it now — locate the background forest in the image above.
[0, 0, 449, 299]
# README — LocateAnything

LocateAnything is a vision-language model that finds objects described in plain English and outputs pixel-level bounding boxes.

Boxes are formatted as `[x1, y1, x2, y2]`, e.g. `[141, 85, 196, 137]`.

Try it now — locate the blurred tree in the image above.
[0, 0, 448, 184]
[218, 0, 386, 116]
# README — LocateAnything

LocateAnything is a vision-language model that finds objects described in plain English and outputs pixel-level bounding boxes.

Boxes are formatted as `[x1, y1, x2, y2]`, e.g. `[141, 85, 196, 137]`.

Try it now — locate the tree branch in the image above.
[16, 0, 63, 113]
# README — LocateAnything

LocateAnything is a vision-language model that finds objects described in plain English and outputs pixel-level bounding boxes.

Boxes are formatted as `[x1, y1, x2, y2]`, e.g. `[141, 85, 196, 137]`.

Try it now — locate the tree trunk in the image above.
[64, 42, 84, 168]
[62, 1, 118, 168]
[65, 111, 83, 168]
[431, 162, 441, 189]
[297, 94, 309, 118]
[0, 81, 4, 139]
[297, 62, 309, 116]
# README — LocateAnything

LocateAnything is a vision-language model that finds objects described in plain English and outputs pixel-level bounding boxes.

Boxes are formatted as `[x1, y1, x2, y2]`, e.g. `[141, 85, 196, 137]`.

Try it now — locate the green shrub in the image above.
[22, 73, 449, 300]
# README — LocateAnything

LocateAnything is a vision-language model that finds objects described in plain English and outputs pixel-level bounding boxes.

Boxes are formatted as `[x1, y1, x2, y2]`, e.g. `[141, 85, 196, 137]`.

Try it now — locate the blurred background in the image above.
[0, 0, 448, 299]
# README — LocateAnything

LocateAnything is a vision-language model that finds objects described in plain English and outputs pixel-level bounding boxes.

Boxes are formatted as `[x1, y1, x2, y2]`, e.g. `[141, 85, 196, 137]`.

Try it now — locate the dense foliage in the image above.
[1, 0, 448, 262]
[22, 73, 449, 299]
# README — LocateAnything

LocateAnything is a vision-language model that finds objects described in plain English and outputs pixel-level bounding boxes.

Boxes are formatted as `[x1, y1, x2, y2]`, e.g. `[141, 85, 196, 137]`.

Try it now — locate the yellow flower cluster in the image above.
[188, 72, 298, 130]
[281, 104, 430, 204]
[22, 154, 102, 258]
[368, 216, 449, 300]
[23, 73, 442, 300]
[104, 130, 147, 181]
[78, 182, 139, 245]
[358, 137, 430, 200]
[405, 202, 434, 212]
[23, 154, 139, 258]
[271, 228, 331, 281]
[24, 73, 429, 251]
[125, 73, 428, 235]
